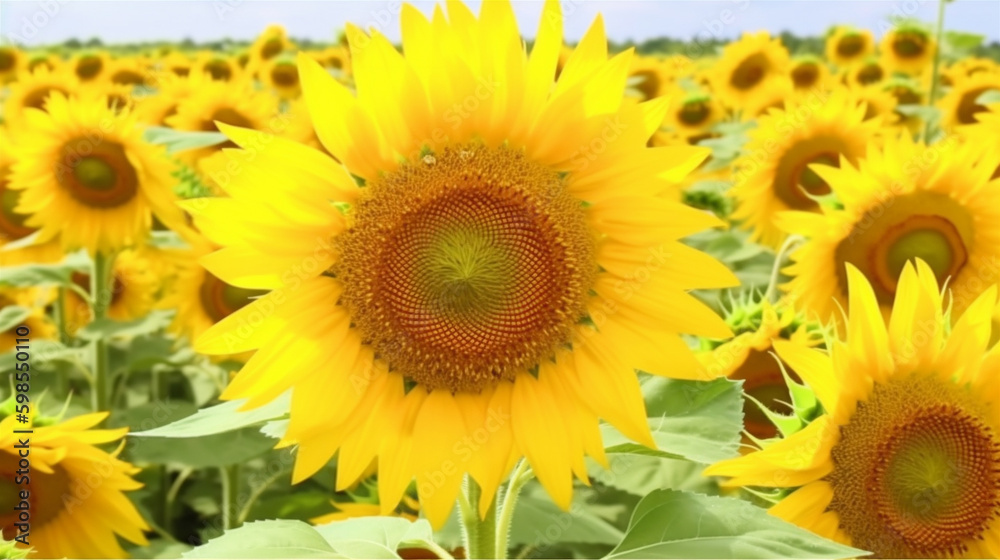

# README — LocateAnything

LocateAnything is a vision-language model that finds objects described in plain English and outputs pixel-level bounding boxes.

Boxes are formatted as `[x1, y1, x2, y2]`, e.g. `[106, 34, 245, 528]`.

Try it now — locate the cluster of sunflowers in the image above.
[1, 2, 1000, 559]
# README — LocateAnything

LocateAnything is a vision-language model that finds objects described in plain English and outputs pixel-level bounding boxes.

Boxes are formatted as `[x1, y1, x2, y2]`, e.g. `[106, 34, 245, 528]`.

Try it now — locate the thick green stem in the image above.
[221, 464, 241, 530]
[52, 287, 70, 397]
[460, 477, 498, 559]
[495, 461, 532, 560]
[764, 235, 803, 303]
[923, 0, 947, 141]
[90, 251, 114, 419]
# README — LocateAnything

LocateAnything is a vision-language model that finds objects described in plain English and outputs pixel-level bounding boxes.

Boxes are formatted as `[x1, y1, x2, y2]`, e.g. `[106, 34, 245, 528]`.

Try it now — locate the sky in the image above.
[1, 0, 999, 47]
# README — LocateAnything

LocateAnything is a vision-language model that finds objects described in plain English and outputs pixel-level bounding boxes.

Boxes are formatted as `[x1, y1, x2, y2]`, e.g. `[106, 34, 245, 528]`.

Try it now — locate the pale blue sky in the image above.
[2, 0, 998, 47]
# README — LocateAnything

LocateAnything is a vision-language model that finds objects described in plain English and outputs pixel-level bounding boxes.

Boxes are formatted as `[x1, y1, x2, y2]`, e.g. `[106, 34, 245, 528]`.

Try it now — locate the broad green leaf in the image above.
[589, 455, 718, 497]
[128, 540, 194, 559]
[603, 377, 743, 464]
[508, 486, 624, 547]
[976, 89, 1000, 106]
[144, 126, 229, 155]
[260, 418, 289, 439]
[77, 310, 174, 341]
[129, 426, 277, 468]
[0, 306, 31, 332]
[184, 520, 344, 559]
[132, 392, 290, 438]
[314, 517, 438, 559]
[0, 253, 90, 287]
[0, 340, 86, 372]
[606, 489, 868, 559]
[944, 30, 984, 51]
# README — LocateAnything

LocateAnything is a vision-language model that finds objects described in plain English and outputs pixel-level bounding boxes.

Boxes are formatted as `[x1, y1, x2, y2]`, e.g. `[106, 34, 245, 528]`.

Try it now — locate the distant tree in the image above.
[64, 38, 82, 49]
[85, 37, 102, 47]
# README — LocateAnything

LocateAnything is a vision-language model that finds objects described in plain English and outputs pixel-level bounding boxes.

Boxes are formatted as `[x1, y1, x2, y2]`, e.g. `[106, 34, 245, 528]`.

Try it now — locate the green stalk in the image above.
[923, 0, 947, 142]
[220, 464, 241, 530]
[52, 287, 70, 397]
[495, 461, 532, 560]
[90, 251, 115, 420]
[460, 477, 498, 559]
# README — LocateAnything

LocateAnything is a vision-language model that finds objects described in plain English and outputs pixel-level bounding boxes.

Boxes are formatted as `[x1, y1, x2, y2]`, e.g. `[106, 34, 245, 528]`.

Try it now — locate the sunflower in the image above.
[0, 128, 63, 267]
[698, 298, 819, 442]
[706, 261, 1000, 558]
[960, 101, 1000, 180]
[662, 88, 725, 143]
[185, 0, 737, 528]
[627, 55, 669, 102]
[246, 24, 294, 77]
[312, 45, 352, 78]
[8, 93, 185, 254]
[0, 287, 55, 352]
[193, 52, 240, 82]
[79, 81, 139, 115]
[166, 78, 280, 161]
[941, 57, 1000, 87]
[825, 27, 874, 68]
[842, 56, 886, 88]
[742, 78, 795, 120]
[0, 412, 150, 558]
[158, 235, 265, 361]
[881, 24, 936, 76]
[107, 56, 152, 87]
[64, 248, 160, 334]
[261, 55, 302, 99]
[779, 134, 1000, 325]
[0, 45, 25, 84]
[847, 83, 899, 125]
[26, 53, 59, 74]
[1, 67, 78, 127]
[159, 51, 193, 77]
[937, 71, 1000, 130]
[710, 32, 792, 114]
[71, 51, 111, 84]
[881, 77, 926, 135]
[789, 55, 832, 93]
[135, 72, 200, 127]
[730, 88, 879, 248]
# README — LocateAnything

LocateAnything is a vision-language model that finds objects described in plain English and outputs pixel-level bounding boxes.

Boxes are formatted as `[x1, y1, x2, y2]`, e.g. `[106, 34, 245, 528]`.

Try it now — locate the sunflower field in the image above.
[1, 1, 1000, 559]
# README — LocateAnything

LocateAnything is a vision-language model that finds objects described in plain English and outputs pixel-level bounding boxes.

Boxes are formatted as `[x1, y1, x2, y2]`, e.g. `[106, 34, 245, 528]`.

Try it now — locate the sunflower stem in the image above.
[495, 460, 533, 559]
[90, 250, 115, 421]
[764, 235, 803, 303]
[220, 464, 241, 531]
[460, 476, 498, 559]
[923, 0, 947, 142]
[52, 286, 71, 397]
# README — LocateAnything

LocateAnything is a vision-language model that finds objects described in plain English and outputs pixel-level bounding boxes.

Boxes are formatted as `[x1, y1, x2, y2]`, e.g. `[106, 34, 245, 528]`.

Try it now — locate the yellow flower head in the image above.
[825, 27, 875, 68]
[0, 45, 26, 84]
[880, 24, 936, 76]
[936, 71, 1000, 131]
[0, 287, 55, 352]
[706, 261, 1000, 558]
[184, 0, 737, 528]
[710, 31, 792, 114]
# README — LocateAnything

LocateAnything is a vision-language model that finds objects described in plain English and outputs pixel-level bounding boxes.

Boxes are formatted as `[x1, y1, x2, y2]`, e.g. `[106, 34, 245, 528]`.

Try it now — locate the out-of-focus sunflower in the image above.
[941, 57, 1000, 87]
[0, 128, 63, 267]
[742, 78, 795, 120]
[71, 51, 111, 84]
[135, 71, 202, 127]
[789, 55, 832, 93]
[159, 51, 193, 77]
[0, 287, 55, 352]
[960, 101, 1000, 180]
[8, 93, 186, 254]
[710, 32, 792, 114]
[166, 79, 280, 161]
[731, 88, 878, 248]
[80, 81, 139, 115]
[247, 24, 294, 77]
[64, 248, 160, 334]
[0, 45, 25, 83]
[158, 235, 265, 361]
[627, 55, 669, 102]
[779, 134, 1000, 325]
[842, 56, 886, 88]
[108, 56, 152, 87]
[193, 52, 240, 82]
[186, 0, 737, 528]
[1, 66, 77, 127]
[825, 26, 874, 68]
[881, 77, 925, 135]
[312, 45, 352, 78]
[261, 55, 302, 99]
[26, 52, 59, 74]
[847, 84, 898, 125]
[880, 24, 935, 76]
[937, 71, 1000, 130]
[0, 412, 150, 558]
[698, 298, 819, 442]
[706, 262, 1000, 559]
[662, 88, 724, 143]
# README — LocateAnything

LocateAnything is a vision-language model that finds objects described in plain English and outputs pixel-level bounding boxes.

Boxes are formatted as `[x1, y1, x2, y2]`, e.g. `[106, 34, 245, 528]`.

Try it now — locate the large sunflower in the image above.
[937, 71, 1000, 130]
[705, 261, 1000, 558]
[880, 25, 936, 76]
[185, 0, 737, 528]
[710, 32, 792, 114]
[8, 93, 186, 254]
[730, 88, 879, 248]
[0, 413, 149, 558]
[779, 134, 1000, 325]
[824, 27, 874, 68]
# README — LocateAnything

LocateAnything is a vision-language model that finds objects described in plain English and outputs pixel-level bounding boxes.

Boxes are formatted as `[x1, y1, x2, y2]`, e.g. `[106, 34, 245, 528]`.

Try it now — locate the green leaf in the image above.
[128, 540, 194, 559]
[976, 89, 1000, 106]
[144, 126, 229, 155]
[508, 486, 624, 547]
[603, 377, 743, 464]
[0, 306, 31, 332]
[590, 455, 718, 497]
[944, 30, 984, 51]
[184, 520, 344, 559]
[0, 340, 86, 372]
[0, 253, 90, 287]
[132, 392, 290, 438]
[314, 517, 436, 559]
[76, 310, 174, 341]
[606, 489, 869, 559]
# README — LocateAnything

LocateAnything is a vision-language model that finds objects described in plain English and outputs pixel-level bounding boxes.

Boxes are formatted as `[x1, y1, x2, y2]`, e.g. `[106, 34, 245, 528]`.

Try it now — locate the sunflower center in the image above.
[732, 350, 797, 441]
[730, 53, 769, 91]
[171, 65, 190, 77]
[795, 152, 838, 198]
[836, 35, 865, 58]
[205, 60, 232, 81]
[893, 32, 928, 59]
[271, 63, 299, 87]
[337, 144, 596, 392]
[0, 50, 14, 71]
[327, 56, 344, 70]
[957, 86, 994, 124]
[76, 55, 103, 79]
[58, 141, 139, 209]
[873, 215, 968, 294]
[199, 273, 266, 322]
[631, 70, 660, 101]
[0, 459, 71, 538]
[112, 69, 145, 86]
[261, 37, 283, 60]
[791, 63, 820, 89]
[856, 63, 883, 85]
[828, 374, 1000, 558]
[0, 181, 36, 240]
[678, 100, 711, 126]
[23, 85, 67, 111]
